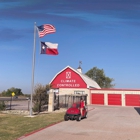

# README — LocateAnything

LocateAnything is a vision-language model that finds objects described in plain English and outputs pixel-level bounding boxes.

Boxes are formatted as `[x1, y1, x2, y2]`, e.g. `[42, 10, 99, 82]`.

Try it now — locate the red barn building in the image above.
[50, 65, 140, 107]
[50, 65, 101, 104]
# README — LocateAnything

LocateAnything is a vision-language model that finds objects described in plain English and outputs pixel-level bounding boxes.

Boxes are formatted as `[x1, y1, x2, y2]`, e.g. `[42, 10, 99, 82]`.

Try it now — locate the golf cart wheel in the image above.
[64, 115, 69, 121]
[76, 115, 81, 121]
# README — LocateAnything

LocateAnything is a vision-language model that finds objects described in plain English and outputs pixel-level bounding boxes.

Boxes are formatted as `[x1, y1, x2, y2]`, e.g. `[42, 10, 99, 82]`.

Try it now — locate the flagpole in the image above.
[30, 22, 37, 116]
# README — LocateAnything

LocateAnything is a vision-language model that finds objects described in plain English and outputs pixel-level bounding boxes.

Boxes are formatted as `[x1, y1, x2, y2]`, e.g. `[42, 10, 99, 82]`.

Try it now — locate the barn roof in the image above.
[50, 65, 101, 89]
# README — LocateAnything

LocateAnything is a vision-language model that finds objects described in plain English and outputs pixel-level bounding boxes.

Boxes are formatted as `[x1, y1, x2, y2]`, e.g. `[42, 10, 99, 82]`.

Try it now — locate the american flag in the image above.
[37, 24, 56, 38]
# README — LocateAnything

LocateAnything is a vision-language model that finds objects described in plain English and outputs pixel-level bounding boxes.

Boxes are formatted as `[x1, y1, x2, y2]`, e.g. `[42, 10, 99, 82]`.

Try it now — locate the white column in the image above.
[48, 91, 54, 112]
[104, 93, 108, 105]
[121, 93, 125, 106]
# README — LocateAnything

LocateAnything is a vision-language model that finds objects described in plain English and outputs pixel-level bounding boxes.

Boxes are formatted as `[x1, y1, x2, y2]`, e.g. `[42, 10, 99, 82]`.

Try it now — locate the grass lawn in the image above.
[0, 112, 65, 140]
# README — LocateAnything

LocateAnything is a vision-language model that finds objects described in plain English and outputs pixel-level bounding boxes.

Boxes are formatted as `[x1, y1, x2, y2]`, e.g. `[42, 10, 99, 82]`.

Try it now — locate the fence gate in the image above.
[54, 94, 87, 110]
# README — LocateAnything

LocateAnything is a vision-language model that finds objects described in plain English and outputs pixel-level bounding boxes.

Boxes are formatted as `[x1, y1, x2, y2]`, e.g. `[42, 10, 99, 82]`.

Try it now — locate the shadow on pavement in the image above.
[134, 107, 140, 115]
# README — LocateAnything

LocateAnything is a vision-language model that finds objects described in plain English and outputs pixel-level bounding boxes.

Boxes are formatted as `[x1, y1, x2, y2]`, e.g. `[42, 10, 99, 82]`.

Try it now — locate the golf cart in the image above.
[64, 94, 88, 121]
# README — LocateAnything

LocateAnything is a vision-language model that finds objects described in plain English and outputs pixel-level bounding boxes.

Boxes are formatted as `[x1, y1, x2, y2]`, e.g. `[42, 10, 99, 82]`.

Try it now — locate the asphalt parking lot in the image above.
[18, 105, 140, 140]
[0, 97, 30, 110]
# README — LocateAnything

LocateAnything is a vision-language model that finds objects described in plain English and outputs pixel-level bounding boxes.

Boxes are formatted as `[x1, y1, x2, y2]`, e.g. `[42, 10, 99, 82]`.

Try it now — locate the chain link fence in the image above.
[0, 98, 30, 111]
[0, 94, 87, 112]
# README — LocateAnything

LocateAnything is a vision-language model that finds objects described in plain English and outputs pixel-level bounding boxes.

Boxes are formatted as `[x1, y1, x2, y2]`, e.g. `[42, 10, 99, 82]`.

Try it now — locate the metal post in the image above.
[10, 95, 12, 110]
[58, 95, 59, 109]
[30, 22, 36, 116]
[28, 99, 30, 111]
[65, 94, 66, 107]
[39, 93, 41, 112]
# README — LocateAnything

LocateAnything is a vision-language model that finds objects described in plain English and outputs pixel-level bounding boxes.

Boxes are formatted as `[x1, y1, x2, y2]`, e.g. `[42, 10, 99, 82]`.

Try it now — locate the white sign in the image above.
[66, 72, 71, 79]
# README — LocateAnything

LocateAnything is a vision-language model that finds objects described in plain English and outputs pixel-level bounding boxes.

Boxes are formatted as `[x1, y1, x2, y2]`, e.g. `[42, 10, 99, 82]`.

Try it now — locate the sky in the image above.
[0, 0, 140, 94]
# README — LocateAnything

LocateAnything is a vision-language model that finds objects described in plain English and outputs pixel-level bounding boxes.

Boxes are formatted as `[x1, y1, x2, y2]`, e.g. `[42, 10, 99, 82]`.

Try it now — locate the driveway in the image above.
[17, 105, 140, 140]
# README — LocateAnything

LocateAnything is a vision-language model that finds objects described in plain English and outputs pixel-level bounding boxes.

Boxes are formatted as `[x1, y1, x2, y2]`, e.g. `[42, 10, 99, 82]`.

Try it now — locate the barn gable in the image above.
[50, 66, 101, 89]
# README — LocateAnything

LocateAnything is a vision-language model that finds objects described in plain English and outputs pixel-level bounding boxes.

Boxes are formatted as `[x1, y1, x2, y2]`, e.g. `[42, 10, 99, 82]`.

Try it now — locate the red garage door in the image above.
[125, 94, 140, 106]
[91, 94, 104, 105]
[108, 94, 122, 106]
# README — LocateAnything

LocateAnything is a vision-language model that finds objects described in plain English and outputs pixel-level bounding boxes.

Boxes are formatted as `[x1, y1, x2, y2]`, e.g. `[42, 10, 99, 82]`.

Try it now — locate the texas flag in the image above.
[40, 42, 59, 55]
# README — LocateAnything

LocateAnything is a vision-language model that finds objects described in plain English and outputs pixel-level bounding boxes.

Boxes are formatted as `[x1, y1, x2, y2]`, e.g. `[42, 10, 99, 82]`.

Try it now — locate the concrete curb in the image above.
[16, 120, 63, 140]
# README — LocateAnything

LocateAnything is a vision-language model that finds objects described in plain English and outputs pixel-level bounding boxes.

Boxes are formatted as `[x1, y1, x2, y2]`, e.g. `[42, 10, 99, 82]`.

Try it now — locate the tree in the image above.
[1, 87, 23, 97]
[32, 84, 51, 113]
[85, 67, 115, 88]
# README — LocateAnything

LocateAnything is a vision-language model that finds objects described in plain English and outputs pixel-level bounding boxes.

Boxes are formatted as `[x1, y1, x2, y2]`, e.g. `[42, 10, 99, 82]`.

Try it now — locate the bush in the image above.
[0, 101, 6, 110]
[32, 84, 50, 113]
[32, 102, 40, 113]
